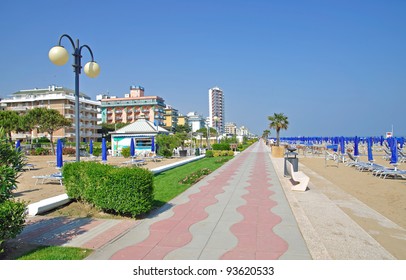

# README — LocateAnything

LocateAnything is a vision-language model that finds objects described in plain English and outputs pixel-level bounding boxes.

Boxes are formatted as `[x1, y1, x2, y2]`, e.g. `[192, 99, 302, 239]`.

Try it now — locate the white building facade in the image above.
[186, 112, 206, 132]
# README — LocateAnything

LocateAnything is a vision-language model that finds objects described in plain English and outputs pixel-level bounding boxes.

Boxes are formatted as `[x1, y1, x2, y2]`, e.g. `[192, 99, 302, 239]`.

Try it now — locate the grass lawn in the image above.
[16, 246, 93, 260]
[152, 156, 232, 208]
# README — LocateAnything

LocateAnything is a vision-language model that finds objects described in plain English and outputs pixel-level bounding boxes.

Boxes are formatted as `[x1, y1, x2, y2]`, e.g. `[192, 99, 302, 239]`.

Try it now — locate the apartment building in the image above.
[0, 85, 100, 142]
[186, 112, 206, 132]
[208, 86, 225, 133]
[99, 85, 166, 127]
[163, 105, 179, 132]
[225, 122, 237, 135]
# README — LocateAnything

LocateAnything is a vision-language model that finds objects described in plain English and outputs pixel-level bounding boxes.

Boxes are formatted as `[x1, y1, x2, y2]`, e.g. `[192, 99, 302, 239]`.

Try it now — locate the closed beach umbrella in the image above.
[380, 136, 384, 146]
[130, 138, 135, 157]
[151, 137, 155, 152]
[390, 137, 398, 165]
[15, 140, 21, 151]
[89, 139, 93, 155]
[56, 139, 63, 169]
[354, 136, 359, 157]
[367, 137, 374, 162]
[102, 138, 107, 162]
[340, 136, 345, 155]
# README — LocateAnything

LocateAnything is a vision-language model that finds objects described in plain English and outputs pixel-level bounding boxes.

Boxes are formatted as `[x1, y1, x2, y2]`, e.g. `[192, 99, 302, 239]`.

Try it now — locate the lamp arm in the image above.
[58, 34, 76, 50]
[79, 44, 96, 61]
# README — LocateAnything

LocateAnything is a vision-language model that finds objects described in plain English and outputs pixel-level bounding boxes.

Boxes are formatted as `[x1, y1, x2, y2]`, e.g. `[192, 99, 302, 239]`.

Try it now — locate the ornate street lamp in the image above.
[49, 34, 100, 162]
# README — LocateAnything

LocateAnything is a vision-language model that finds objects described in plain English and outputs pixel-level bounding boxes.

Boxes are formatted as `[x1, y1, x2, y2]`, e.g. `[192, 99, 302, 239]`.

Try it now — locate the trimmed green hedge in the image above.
[212, 143, 230, 151]
[62, 162, 154, 217]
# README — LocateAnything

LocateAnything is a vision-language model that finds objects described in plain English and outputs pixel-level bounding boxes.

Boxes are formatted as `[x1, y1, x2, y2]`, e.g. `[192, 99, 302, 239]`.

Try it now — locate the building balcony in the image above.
[10, 106, 30, 111]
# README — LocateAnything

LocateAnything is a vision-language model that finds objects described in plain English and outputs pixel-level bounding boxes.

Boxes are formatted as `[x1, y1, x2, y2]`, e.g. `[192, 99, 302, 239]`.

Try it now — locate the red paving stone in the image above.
[82, 220, 138, 249]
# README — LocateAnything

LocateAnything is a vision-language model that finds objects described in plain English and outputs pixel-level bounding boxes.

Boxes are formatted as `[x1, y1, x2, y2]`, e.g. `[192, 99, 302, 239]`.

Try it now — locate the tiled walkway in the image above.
[88, 141, 310, 260]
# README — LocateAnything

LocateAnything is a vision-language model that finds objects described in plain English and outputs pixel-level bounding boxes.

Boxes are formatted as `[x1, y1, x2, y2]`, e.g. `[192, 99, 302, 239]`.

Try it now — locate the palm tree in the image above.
[268, 113, 289, 146]
[262, 129, 270, 140]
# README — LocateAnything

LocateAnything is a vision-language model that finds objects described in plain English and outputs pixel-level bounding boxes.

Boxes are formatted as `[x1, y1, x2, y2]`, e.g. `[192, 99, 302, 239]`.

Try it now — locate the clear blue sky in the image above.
[1, 0, 405, 137]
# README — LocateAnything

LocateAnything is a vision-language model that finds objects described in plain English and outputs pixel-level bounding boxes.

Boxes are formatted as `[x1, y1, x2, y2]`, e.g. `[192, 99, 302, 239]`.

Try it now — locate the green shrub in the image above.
[205, 150, 214, 157]
[0, 200, 27, 250]
[212, 143, 230, 151]
[94, 167, 154, 216]
[0, 128, 27, 252]
[92, 147, 101, 157]
[63, 162, 154, 217]
[121, 147, 130, 158]
[37, 137, 50, 143]
[161, 149, 173, 158]
[31, 147, 49, 155]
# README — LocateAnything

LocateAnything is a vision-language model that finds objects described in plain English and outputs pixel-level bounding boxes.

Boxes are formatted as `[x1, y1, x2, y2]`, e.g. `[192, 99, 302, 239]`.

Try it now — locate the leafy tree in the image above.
[99, 123, 127, 142]
[26, 108, 72, 155]
[0, 111, 21, 142]
[196, 127, 217, 138]
[0, 127, 27, 252]
[156, 134, 182, 157]
[268, 113, 289, 146]
[173, 124, 191, 134]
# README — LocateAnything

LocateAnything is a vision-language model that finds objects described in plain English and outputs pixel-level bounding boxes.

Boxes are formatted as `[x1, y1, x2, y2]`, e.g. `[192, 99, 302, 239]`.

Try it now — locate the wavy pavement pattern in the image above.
[221, 144, 288, 259]
[111, 151, 251, 260]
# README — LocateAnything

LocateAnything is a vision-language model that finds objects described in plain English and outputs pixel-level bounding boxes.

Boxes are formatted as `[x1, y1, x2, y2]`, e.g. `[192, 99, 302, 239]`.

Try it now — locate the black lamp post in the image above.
[49, 34, 100, 162]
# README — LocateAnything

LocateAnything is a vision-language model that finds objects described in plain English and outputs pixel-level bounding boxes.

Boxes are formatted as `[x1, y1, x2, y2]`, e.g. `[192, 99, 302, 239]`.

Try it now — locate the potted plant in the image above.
[268, 113, 289, 158]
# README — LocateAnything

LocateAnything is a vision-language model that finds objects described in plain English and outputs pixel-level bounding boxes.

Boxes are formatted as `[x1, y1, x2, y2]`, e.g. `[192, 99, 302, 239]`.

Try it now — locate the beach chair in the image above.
[378, 168, 406, 179]
[383, 149, 392, 161]
[22, 163, 36, 171]
[121, 158, 146, 167]
[398, 150, 406, 163]
[345, 152, 371, 171]
[325, 150, 339, 167]
[32, 172, 63, 186]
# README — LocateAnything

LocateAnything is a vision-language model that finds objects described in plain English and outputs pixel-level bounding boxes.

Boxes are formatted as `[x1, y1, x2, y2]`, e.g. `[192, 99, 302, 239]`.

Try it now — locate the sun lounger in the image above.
[32, 172, 63, 185]
[145, 155, 164, 162]
[121, 159, 146, 167]
[325, 150, 339, 167]
[377, 168, 406, 179]
[22, 163, 36, 171]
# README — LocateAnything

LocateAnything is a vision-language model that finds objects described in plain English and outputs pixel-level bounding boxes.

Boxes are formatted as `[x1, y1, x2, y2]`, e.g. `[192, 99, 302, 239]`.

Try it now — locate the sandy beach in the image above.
[299, 153, 406, 230]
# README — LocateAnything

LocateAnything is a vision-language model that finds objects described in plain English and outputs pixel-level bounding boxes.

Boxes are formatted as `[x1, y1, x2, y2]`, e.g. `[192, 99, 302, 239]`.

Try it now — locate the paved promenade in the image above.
[88, 140, 310, 260]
